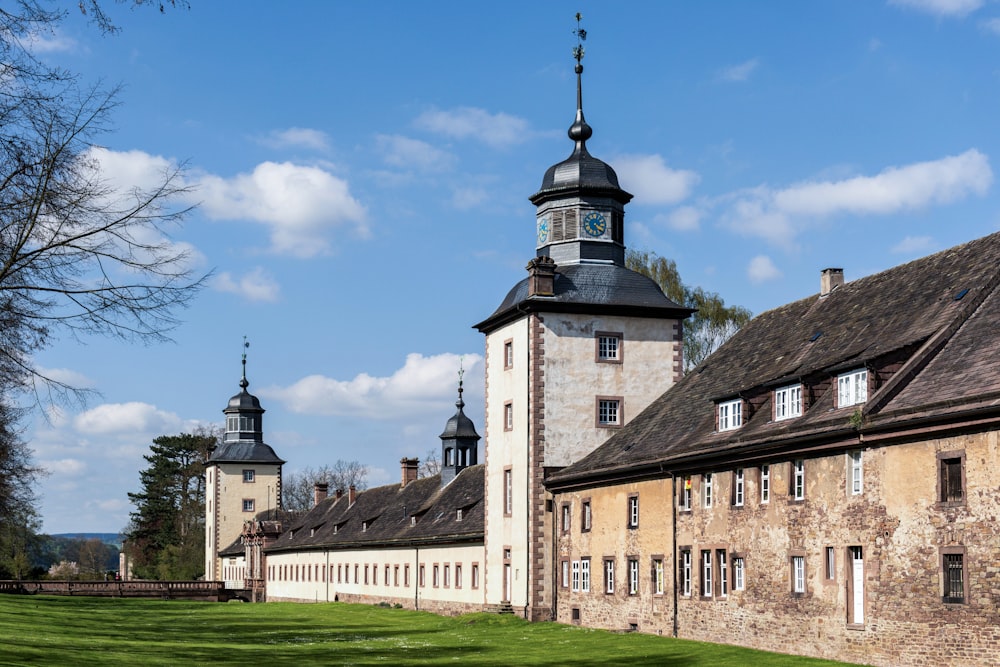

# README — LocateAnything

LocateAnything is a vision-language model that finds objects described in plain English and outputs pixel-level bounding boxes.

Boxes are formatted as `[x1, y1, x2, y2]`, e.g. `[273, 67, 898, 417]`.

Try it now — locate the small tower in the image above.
[439, 368, 481, 487]
[204, 340, 285, 582]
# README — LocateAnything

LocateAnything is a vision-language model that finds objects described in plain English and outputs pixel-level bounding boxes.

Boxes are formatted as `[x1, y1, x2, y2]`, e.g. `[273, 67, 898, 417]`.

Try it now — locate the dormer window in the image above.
[410, 516, 417, 527]
[837, 369, 868, 408]
[717, 399, 742, 431]
[362, 521, 368, 532]
[456, 508, 463, 522]
[774, 384, 802, 421]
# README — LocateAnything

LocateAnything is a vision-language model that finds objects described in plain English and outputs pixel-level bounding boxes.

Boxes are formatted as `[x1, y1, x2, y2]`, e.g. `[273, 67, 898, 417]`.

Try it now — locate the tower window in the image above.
[596, 332, 622, 363]
[503, 339, 514, 369]
[242, 499, 255, 512]
[243, 469, 255, 483]
[597, 397, 622, 427]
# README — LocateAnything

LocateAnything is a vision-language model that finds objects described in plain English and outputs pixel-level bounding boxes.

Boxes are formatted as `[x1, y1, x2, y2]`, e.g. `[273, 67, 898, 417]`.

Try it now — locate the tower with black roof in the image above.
[474, 19, 693, 620]
[439, 371, 481, 488]
[204, 343, 285, 581]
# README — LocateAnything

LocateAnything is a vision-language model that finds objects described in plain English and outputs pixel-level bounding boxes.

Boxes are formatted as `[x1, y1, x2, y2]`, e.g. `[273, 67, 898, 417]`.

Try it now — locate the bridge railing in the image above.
[0, 580, 240, 601]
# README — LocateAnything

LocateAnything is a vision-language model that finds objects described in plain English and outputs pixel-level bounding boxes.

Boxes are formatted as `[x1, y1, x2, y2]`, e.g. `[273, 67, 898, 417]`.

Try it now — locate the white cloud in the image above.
[613, 154, 700, 205]
[889, 0, 983, 17]
[376, 134, 457, 172]
[261, 352, 483, 418]
[747, 255, 782, 284]
[212, 267, 281, 302]
[718, 58, 760, 82]
[723, 149, 992, 246]
[259, 127, 330, 151]
[42, 458, 87, 475]
[196, 161, 368, 257]
[415, 107, 530, 149]
[35, 367, 95, 389]
[73, 402, 184, 435]
[891, 235, 935, 254]
[26, 29, 76, 54]
[665, 206, 702, 231]
[451, 187, 490, 210]
[980, 17, 1000, 34]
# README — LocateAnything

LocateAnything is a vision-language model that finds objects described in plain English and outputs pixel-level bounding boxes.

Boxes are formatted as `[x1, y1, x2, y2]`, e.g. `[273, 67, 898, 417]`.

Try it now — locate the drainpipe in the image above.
[670, 472, 678, 638]
[325, 550, 330, 603]
[414, 546, 420, 610]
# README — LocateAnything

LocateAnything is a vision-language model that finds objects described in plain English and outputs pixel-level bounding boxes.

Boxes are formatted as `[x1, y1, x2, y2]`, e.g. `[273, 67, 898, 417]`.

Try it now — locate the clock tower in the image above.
[475, 19, 692, 621]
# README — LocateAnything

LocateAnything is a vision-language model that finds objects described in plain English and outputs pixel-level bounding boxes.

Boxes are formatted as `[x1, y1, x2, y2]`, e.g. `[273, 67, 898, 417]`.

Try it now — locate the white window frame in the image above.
[775, 384, 803, 421]
[680, 476, 692, 510]
[627, 495, 639, 528]
[597, 334, 621, 361]
[242, 469, 255, 483]
[703, 472, 713, 508]
[849, 450, 863, 496]
[571, 561, 580, 592]
[581, 558, 591, 593]
[733, 468, 744, 507]
[504, 402, 513, 430]
[760, 465, 770, 503]
[718, 398, 742, 431]
[718, 551, 728, 598]
[598, 398, 621, 426]
[681, 550, 692, 596]
[653, 558, 664, 595]
[793, 460, 805, 500]
[826, 546, 836, 580]
[503, 469, 513, 515]
[242, 498, 255, 512]
[701, 550, 713, 597]
[838, 369, 868, 408]
[561, 504, 571, 532]
[582, 501, 592, 531]
[792, 556, 806, 593]
[733, 556, 745, 591]
[628, 559, 639, 595]
[605, 559, 615, 594]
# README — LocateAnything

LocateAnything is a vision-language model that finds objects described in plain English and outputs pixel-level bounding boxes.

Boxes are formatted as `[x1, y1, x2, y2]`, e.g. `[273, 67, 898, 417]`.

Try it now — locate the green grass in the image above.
[0, 595, 860, 666]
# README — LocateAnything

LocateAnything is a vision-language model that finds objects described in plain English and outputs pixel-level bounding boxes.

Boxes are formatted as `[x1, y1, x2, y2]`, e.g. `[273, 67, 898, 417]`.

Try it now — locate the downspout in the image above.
[670, 471, 678, 638]
[524, 312, 532, 620]
[325, 550, 330, 603]
[414, 546, 420, 610]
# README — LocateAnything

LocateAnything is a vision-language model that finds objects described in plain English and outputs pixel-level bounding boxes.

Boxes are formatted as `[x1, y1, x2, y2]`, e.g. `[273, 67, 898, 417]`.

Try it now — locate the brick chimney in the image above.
[313, 482, 329, 508]
[335, 488, 343, 500]
[527, 256, 557, 297]
[348, 485, 357, 506]
[820, 268, 844, 297]
[400, 457, 419, 488]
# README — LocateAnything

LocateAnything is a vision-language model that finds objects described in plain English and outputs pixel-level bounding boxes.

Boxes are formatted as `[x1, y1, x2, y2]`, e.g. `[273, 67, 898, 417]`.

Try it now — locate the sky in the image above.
[21, 0, 1000, 533]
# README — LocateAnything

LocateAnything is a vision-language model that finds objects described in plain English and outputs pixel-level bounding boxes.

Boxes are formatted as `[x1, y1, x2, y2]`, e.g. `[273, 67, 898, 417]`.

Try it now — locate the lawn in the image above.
[0, 595, 861, 666]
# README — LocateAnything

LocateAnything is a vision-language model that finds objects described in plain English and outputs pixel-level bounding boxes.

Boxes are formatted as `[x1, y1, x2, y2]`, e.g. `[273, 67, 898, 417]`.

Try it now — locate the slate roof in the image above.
[474, 263, 692, 333]
[265, 464, 485, 554]
[208, 441, 285, 464]
[547, 230, 1000, 488]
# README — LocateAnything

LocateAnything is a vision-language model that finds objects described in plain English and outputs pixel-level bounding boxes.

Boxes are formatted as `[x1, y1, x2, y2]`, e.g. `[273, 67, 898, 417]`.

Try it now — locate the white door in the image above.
[851, 547, 864, 624]
[503, 564, 511, 602]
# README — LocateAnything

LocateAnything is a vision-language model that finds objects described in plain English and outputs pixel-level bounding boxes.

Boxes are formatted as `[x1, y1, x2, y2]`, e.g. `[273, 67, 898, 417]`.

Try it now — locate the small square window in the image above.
[775, 384, 803, 421]
[596, 332, 622, 363]
[242, 499, 255, 512]
[597, 397, 622, 427]
[242, 469, 255, 483]
[718, 399, 742, 431]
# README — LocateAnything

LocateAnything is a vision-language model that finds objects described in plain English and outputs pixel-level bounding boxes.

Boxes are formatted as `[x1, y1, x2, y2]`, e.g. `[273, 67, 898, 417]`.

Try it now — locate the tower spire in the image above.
[240, 336, 250, 390]
[569, 13, 592, 150]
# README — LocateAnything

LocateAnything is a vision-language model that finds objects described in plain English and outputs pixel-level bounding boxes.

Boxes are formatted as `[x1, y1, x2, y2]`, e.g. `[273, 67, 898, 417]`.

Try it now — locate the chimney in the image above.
[820, 268, 844, 297]
[335, 488, 343, 500]
[313, 482, 329, 508]
[527, 256, 557, 297]
[348, 485, 357, 506]
[400, 457, 419, 488]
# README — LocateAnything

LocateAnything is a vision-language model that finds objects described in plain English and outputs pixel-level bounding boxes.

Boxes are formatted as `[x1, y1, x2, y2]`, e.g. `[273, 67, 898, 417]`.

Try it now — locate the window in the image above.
[733, 556, 745, 591]
[597, 397, 622, 426]
[571, 561, 580, 592]
[471, 564, 479, 589]
[701, 550, 713, 597]
[394, 565, 399, 586]
[848, 546, 864, 624]
[581, 501, 592, 532]
[679, 476, 692, 510]
[596, 333, 622, 362]
[628, 559, 639, 595]
[849, 451, 863, 496]
[732, 468, 744, 507]
[242, 469, 255, 483]
[504, 468, 513, 515]
[838, 369, 868, 407]
[938, 451, 965, 505]
[384, 565, 389, 584]
[561, 503, 571, 533]
[627, 495, 639, 528]
[718, 399, 742, 431]
[242, 499, 255, 512]
[405, 564, 411, 587]
[942, 548, 966, 604]
[432, 565, 440, 587]
[456, 508, 463, 521]
[681, 549, 692, 596]
[418, 565, 425, 587]
[561, 560, 569, 588]
[703, 473, 713, 508]
[455, 564, 462, 588]
[503, 339, 513, 369]
[604, 559, 615, 594]
[792, 556, 806, 594]
[581, 558, 591, 592]
[717, 551, 728, 598]
[792, 460, 805, 500]
[825, 546, 836, 580]
[653, 558, 664, 595]
[774, 384, 803, 421]
[760, 465, 770, 503]
[443, 564, 450, 587]
[504, 402, 513, 431]
[354, 564, 359, 583]
[364, 565, 369, 585]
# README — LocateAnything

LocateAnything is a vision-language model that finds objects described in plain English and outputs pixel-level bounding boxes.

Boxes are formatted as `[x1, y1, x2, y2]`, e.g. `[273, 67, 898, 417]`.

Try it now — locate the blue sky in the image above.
[25, 0, 1000, 533]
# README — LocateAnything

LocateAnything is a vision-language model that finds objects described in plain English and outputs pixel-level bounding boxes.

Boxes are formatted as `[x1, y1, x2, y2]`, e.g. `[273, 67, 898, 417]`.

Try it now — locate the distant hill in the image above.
[51, 533, 123, 547]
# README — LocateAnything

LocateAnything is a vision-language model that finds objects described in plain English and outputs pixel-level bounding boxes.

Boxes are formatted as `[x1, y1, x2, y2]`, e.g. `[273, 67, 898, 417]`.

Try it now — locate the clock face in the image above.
[582, 211, 608, 237]
[537, 216, 550, 244]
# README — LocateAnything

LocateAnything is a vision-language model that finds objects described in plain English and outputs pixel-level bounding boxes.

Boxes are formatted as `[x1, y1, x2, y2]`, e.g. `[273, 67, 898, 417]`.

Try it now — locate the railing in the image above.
[0, 580, 242, 601]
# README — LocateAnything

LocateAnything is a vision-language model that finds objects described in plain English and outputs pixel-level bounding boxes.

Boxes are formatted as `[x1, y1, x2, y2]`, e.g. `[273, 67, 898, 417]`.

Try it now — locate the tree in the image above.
[125, 430, 215, 579]
[282, 461, 369, 512]
[626, 249, 752, 371]
[0, 398, 44, 579]
[1, 2, 204, 405]
[418, 448, 441, 478]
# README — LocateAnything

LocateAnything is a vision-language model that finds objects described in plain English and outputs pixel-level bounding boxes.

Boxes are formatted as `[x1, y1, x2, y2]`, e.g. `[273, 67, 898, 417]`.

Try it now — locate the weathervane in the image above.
[241, 336, 250, 388]
[573, 13, 586, 73]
